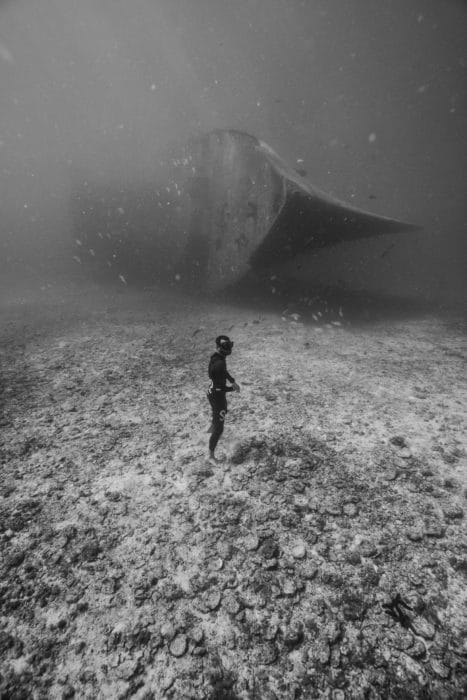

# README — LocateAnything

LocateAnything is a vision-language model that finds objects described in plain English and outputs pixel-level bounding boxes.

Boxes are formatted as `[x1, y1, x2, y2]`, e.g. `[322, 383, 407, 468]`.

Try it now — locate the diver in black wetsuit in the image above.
[207, 335, 240, 461]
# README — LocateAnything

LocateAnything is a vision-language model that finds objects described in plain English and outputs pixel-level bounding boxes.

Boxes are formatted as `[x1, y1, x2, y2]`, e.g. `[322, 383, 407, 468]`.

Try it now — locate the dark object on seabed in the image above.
[70, 129, 420, 290]
[382, 593, 414, 628]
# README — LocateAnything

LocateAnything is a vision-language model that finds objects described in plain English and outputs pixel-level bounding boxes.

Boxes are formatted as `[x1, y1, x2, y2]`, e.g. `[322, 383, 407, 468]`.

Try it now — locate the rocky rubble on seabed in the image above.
[1, 428, 466, 699]
[0, 283, 466, 698]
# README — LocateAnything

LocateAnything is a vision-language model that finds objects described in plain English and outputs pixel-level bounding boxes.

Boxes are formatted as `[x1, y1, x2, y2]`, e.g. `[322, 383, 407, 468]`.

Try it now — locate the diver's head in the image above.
[215, 335, 234, 356]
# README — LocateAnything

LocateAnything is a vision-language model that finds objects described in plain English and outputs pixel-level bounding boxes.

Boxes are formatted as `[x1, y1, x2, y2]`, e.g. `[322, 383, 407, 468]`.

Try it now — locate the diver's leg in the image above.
[209, 415, 224, 457]
[207, 391, 215, 433]
[209, 397, 226, 460]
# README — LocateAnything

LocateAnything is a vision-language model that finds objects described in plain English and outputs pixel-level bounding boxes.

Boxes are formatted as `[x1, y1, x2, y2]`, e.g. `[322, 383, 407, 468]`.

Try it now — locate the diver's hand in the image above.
[231, 382, 240, 392]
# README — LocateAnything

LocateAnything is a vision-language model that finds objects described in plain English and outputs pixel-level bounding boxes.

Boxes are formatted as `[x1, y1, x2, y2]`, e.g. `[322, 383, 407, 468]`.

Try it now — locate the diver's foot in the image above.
[208, 451, 220, 464]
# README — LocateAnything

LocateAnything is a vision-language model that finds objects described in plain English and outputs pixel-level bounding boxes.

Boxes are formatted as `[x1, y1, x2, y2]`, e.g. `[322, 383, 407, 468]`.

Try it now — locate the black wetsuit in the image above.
[207, 352, 235, 452]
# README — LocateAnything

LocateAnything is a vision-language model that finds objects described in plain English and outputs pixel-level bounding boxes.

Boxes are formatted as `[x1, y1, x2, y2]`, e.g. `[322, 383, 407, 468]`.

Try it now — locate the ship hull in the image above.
[70, 129, 420, 290]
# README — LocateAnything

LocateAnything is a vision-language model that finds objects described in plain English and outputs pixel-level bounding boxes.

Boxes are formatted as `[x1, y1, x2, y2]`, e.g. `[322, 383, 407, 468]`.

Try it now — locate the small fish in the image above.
[118, 274, 127, 285]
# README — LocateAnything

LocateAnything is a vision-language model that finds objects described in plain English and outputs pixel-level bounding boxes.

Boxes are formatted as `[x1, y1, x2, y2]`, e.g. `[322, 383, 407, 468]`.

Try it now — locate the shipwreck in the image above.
[71, 129, 420, 289]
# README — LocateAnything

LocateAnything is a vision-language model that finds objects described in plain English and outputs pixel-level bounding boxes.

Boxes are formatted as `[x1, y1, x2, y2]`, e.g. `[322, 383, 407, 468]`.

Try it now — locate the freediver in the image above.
[207, 335, 240, 462]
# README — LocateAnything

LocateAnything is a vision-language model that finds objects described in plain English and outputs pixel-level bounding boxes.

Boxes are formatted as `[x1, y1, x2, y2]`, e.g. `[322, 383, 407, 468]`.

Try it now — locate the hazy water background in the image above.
[0, 0, 465, 307]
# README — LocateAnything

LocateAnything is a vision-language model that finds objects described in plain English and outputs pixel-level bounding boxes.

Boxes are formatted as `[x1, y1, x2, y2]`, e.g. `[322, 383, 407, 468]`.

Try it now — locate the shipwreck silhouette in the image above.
[71, 129, 420, 289]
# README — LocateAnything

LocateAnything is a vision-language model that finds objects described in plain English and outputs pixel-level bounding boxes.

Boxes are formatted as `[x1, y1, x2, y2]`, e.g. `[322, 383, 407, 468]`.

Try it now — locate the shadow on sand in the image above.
[213, 273, 457, 327]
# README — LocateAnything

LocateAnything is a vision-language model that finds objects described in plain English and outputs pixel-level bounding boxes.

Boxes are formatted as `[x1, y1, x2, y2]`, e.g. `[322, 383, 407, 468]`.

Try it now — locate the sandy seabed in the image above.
[0, 279, 466, 699]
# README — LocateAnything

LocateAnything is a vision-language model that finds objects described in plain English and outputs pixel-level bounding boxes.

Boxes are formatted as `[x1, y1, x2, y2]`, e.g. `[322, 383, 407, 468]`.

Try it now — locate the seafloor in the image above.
[0, 279, 466, 699]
